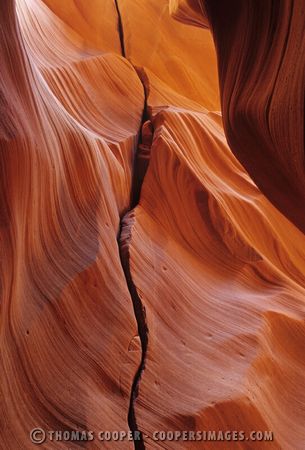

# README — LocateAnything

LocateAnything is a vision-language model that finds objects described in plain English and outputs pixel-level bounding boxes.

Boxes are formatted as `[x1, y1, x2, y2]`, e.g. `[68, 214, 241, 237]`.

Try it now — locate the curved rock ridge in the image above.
[1, 0, 305, 449]
[169, 0, 208, 28]
[1, 0, 144, 448]
[183, 0, 305, 235]
[128, 106, 305, 449]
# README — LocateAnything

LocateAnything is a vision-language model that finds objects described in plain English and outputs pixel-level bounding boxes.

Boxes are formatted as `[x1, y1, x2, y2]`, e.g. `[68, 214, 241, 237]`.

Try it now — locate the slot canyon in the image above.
[1, 0, 304, 449]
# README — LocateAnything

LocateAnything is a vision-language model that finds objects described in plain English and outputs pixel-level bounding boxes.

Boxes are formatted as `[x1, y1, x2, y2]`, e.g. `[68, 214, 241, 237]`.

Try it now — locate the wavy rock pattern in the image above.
[1, 1, 143, 448]
[129, 106, 305, 450]
[201, 0, 305, 235]
[1, 1, 305, 450]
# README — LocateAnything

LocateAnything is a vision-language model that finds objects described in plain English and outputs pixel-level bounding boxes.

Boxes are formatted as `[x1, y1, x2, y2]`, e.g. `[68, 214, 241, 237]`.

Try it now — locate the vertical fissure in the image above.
[114, 0, 126, 57]
[114, 2, 152, 448]
[118, 213, 148, 450]
[118, 72, 152, 448]
[118, 82, 152, 449]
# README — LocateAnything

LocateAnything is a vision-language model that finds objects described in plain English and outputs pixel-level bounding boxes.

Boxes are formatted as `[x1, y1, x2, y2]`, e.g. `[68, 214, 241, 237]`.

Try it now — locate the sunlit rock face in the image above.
[1, 1, 304, 449]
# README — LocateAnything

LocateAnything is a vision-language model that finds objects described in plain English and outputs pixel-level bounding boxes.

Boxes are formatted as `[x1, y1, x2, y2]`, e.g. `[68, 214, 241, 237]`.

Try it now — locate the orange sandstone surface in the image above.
[1, 1, 304, 449]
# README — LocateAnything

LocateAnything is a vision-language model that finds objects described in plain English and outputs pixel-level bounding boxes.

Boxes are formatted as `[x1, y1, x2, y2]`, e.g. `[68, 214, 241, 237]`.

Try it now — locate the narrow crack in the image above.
[130, 67, 150, 209]
[118, 71, 152, 449]
[119, 213, 148, 450]
[114, 2, 153, 448]
[114, 0, 126, 57]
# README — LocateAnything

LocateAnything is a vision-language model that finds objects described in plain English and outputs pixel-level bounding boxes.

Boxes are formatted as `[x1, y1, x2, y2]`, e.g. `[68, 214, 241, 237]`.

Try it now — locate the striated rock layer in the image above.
[202, 0, 305, 234]
[1, 1, 143, 448]
[1, 1, 305, 449]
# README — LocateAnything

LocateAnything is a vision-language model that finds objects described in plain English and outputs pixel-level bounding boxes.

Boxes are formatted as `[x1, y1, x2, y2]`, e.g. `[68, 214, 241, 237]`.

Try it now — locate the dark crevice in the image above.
[113, 4, 153, 446]
[119, 212, 148, 450]
[114, 0, 126, 57]
[130, 67, 151, 208]
[118, 68, 153, 449]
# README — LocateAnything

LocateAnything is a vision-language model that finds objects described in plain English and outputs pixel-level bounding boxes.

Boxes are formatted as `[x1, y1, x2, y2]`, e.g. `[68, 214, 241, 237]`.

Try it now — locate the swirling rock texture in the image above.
[1, 1, 304, 449]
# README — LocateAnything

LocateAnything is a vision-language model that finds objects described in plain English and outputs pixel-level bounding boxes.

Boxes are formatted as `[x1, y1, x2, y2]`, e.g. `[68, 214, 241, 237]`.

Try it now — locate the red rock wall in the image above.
[202, 0, 305, 234]
[1, 1, 304, 449]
